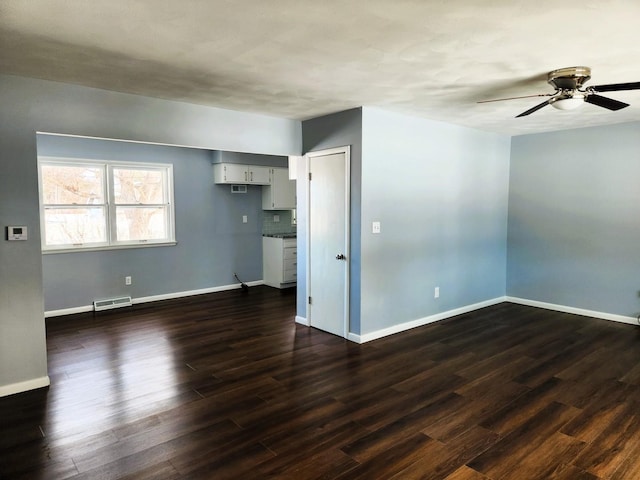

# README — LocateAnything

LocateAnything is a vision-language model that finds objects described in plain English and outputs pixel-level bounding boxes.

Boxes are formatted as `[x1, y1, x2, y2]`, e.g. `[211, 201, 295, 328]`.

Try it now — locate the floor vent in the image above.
[93, 296, 132, 312]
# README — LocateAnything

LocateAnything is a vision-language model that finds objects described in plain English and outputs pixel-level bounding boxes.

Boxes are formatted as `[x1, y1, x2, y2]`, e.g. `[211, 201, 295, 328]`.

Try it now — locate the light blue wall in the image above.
[38, 135, 267, 311]
[301, 108, 363, 332]
[360, 108, 511, 335]
[508, 122, 640, 317]
[300, 107, 510, 336]
[0, 74, 300, 395]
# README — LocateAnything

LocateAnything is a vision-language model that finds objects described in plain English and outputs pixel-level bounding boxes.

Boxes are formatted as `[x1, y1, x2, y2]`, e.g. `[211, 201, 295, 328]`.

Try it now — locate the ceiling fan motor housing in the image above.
[547, 66, 592, 91]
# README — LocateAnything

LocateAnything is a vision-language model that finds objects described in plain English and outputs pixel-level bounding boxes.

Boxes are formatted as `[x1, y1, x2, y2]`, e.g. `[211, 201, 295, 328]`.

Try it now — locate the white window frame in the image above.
[38, 157, 176, 252]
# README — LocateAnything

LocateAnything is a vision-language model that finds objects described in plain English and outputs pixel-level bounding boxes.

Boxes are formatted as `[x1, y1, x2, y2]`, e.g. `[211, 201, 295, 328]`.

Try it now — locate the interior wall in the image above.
[301, 108, 363, 333]
[507, 122, 640, 317]
[360, 108, 511, 335]
[38, 135, 269, 312]
[0, 74, 301, 396]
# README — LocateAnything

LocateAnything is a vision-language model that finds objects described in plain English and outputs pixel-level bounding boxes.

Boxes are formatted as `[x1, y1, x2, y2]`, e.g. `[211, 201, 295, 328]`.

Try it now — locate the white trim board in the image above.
[506, 296, 638, 326]
[0, 376, 50, 398]
[44, 280, 264, 318]
[348, 297, 507, 344]
[295, 316, 310, 326]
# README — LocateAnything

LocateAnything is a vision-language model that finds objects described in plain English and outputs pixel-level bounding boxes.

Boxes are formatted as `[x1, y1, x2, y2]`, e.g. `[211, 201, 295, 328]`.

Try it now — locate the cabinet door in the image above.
[248, 166, 271, 185]
[215, 163, 248, 183]
[269, 168, 296, 209]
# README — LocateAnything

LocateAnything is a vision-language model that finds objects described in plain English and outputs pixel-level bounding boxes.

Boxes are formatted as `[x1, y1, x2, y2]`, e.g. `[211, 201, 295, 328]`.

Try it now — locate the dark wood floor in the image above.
[2, 287, 640, 479]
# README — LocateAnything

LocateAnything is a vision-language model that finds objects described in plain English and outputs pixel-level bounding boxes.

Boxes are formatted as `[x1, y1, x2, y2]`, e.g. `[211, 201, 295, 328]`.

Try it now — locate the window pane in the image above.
[41, 165, 105, 205]
[113, 168, 165, 204]
[115, 206, 168, 241]
[44, 207, 107, 245]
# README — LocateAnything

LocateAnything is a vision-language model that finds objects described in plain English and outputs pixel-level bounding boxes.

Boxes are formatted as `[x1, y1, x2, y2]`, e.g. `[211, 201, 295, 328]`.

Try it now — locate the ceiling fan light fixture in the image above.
[480, 66, 640, 118]
[550, 95, 584, 111]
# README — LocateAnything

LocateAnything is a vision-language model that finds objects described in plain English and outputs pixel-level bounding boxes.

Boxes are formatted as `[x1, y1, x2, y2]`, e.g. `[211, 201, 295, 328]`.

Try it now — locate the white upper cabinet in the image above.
[213, 163, 271, 185]
[262, 167, 296, 210]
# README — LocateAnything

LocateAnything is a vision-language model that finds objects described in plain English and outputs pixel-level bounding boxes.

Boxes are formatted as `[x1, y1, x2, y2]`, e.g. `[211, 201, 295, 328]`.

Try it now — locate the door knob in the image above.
[336, 254, 346, 260]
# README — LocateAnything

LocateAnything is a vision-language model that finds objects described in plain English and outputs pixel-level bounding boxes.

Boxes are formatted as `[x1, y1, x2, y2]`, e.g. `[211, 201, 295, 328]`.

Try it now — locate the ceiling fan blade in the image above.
[516, 99, 552, 117]
[590, 81, 640, 92]
[478, 93, 552, 104]
[585, 94, 629, 111]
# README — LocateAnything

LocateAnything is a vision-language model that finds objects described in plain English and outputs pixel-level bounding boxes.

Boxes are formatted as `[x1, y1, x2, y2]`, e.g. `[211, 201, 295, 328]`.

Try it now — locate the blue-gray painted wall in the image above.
[360, 108, 511, 334]
[507, 122, 640, 317]
[0, 74, 300, 395]
[38, 134, 270, 311]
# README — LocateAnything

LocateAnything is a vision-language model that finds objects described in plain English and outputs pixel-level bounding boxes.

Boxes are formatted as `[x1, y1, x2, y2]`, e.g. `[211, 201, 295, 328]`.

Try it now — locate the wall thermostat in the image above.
[7, 226, 28, 241]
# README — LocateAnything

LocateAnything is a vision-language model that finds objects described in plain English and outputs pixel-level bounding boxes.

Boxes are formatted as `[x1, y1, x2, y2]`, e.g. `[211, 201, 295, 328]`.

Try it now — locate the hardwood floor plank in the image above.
[443, 465, 492, 480]
[468, 401, 581, 479]
[389, 426, 499, 480]
[479, 376, 565, 435]
[560, 380, 640, 443]
[506, 431, 587, 480]
[260, 448, 359, 480]
[423, 381, 527, 442]
[547, 463, 599, 480]
[341, 393, 466, 463]
[335, 432, 435, 480]
[257, 420, 368, 477]
[571, 403, 640, 478]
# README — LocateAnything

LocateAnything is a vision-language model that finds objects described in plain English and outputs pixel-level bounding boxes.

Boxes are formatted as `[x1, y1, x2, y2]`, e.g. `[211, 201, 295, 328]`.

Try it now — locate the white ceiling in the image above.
[2, 0, 640, 136]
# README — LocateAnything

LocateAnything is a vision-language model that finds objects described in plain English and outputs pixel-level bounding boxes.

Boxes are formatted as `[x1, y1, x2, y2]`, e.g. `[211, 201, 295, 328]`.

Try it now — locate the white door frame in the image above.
[305, 145, 351, 338]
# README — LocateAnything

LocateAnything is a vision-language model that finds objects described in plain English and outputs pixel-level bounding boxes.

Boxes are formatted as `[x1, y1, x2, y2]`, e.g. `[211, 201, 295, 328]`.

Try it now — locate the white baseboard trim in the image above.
[0, 376, 50, 398]
[347, 332, 362, 343]
[295, 316, 309, 326]
[351, 296, 508, 344]
[133, 280, 264, 305]
[45, 305, 95, 317]
[506, 296, 638, 326]
[45, 280, 265, 318]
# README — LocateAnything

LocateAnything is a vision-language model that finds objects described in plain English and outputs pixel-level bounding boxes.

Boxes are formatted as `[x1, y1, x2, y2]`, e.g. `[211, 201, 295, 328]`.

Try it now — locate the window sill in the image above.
[42, 241, 177, 254]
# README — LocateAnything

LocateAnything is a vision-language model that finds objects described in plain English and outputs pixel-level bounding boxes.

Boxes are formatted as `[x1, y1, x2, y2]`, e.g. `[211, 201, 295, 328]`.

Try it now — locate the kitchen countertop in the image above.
[263, 233, 297, 239]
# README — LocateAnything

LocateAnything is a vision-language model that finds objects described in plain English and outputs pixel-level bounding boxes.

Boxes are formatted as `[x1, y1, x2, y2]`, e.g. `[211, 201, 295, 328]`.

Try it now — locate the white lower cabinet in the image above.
[263, 237, 297, 288]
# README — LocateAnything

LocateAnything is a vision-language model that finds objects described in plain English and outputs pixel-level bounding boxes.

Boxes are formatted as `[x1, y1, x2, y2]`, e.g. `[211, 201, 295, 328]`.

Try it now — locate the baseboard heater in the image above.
[93, 296, 132, 312]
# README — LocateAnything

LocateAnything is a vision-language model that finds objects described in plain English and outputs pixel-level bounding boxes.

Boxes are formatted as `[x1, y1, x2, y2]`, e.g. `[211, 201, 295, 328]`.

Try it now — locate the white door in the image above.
[307, 147, 350, 338]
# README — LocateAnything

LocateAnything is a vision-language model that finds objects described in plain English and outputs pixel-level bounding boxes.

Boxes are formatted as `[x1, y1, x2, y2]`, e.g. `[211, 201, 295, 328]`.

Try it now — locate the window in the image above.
[39, 158, 175, 251]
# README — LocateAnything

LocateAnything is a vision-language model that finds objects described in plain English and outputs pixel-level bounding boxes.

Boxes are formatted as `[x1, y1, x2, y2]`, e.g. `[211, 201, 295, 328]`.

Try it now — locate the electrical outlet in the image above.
[372, 221, 381, 234]
[125, 276, 132, 286]
[273, 214, 280, 223]
[434, 286, 440, 299]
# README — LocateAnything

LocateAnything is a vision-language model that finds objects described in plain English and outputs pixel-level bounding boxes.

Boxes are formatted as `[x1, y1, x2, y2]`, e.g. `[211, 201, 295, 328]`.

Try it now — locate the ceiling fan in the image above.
[479, 66, 640, 117]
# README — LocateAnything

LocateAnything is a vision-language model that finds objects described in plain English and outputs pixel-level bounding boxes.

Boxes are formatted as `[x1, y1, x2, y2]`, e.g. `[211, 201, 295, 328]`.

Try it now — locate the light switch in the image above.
[273, 215, 280, 223]
[372, 221, 381, 234]
[242, 215, 248, 223]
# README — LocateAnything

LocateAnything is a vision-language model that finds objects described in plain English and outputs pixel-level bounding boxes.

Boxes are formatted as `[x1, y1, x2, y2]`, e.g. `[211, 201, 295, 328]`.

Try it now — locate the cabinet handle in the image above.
[245, 171, 248, 182]
[250, 171, 253, 181]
